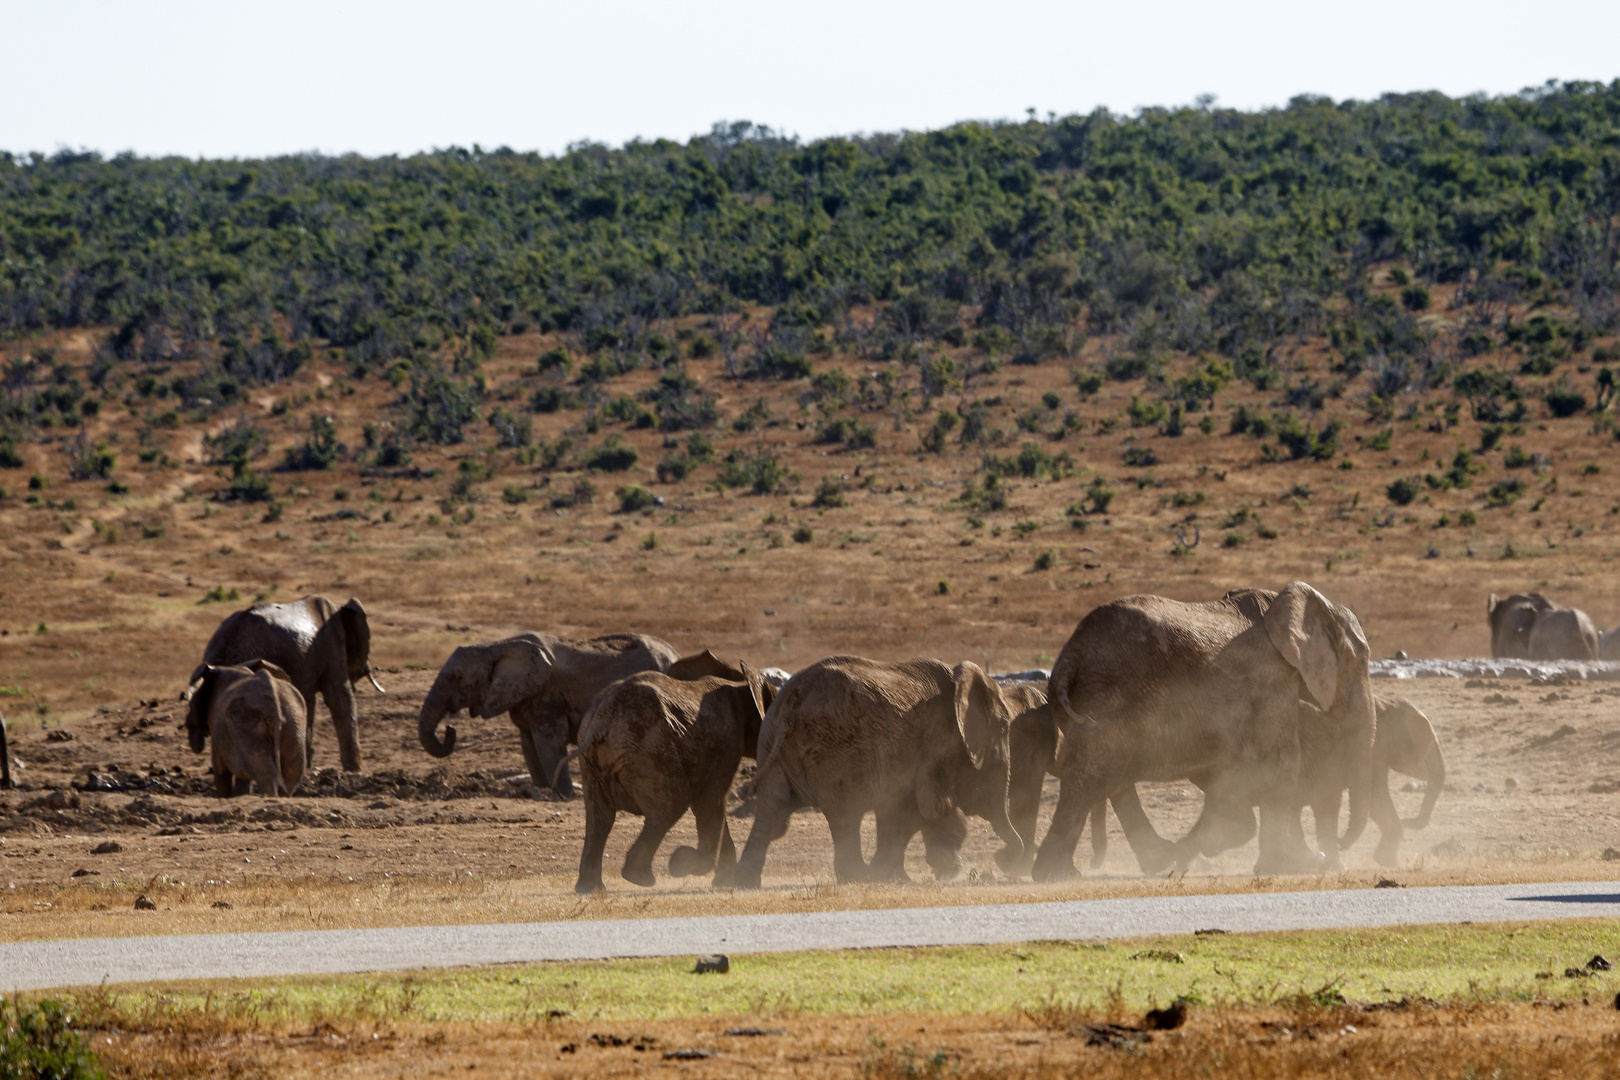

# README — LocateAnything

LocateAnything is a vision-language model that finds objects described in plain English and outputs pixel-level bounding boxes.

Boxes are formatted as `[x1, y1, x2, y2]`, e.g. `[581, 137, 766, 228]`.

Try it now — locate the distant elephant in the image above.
[417, 632, 680, 797]
[185, 660, 308, 796]
[1034, 582, 1376, 881]
[1597, 626, 1620, 661]
[734, 656, 1023, 888]
[571, 652, 774, 894]
[1111, 693, 1445, 872]
[191, 595, 382, 773]
[1487, 592, 1597, 660]
[0, 709, 12, 789]
[1000, 682, 1114, 876]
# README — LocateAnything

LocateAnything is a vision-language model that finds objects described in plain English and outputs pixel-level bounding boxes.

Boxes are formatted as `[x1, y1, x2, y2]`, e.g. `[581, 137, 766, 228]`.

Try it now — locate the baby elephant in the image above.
[186, 661, 309, 797]
[572, 653, 774, 894]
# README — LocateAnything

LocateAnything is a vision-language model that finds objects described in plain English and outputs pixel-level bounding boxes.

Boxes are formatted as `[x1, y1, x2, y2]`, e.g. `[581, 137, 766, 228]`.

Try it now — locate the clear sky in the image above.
[4, 0, 1618, 159]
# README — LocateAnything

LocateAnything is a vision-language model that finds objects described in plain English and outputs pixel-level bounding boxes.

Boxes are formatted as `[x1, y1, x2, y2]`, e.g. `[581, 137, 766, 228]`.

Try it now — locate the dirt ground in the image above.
[3, 668, 1620, 941]
[82, 1001, 1620, 1079]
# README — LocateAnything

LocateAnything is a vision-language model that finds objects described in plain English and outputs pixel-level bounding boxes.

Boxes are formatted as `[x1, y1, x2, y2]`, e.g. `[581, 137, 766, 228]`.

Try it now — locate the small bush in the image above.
[718, 451, 790, 494]
[1386, 476, 1421, 505]
[1122, 445, 1158, 467]
[617, 484, 657, 512]
[812, 476, 846, 508]
[283, 413, 339, 471]
[1545, 380, 1587, 418]
[1400, 284, 1430, 311]
[1085, 477, 1115, 514]
[1070, 368, 1104, 397]
[1033, 550, 1057, 571]
[502, 484, 530, 504]
[0, 998, 104, 1079]
[792, 525, 813, 543]
[1486, 478, 1527, 507]
[586, 436, 639, 472]
[920, 411, 960, 453]
[1458, 509, 1479, 526]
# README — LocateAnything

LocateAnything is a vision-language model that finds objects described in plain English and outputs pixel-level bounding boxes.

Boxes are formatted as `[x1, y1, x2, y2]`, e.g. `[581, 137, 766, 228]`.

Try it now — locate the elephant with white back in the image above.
[571, 650, 774, 893]
[733, 656, 1023, 888]
[1033, 582, 1376, 881]
[192, 595, 381, 773]
[1487, 592, 1598, 660]
[1107, 693, 1445, 872]
[417, 632, 680, 797]
[185, 660, 308, 796]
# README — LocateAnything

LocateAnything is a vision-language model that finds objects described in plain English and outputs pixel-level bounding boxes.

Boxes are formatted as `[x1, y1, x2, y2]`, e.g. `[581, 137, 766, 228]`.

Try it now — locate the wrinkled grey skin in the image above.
[0, 709, 12, 789]
[186, 661, 308, 796]
[1602, 627, 1620, 661]
[572, 654, 775, 894]
[1112, 694, 1445, 871]
[192, 596, 380, 773]
[417, 632, 679, 797]
[734, 656, 1023, 889]
[1036, 582, 1376, 881]
[1487, 592, 1598, 660]
[1001, 683, 1117, 875]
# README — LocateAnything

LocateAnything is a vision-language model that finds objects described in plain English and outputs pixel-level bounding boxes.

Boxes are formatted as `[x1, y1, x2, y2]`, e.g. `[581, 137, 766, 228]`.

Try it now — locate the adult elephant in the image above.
[1487, 593, 1598, 660]
[1033, 582, 1375, 881]
[417, 632, 679, 797]
[733, 656, 1023, 888]
[191, 596, 381, 772]
[1000, 682, 1119, 876]
[1602, 627, 1620, 661]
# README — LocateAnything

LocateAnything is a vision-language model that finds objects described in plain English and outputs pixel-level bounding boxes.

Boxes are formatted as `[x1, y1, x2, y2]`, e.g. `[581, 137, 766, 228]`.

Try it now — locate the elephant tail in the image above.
[1046, 639, 1087, 726]
[550, 748, 583, 794]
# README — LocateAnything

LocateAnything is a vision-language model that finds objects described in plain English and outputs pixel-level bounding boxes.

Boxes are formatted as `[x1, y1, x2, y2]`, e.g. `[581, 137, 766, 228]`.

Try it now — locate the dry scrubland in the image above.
[2, 286, 1620, 939]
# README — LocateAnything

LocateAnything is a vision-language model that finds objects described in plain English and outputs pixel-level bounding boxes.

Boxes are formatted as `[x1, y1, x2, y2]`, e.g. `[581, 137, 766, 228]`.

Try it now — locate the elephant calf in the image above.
[186, 661, 308, 797]
[1000, 683, 1114, 876]
[734, 656, 1023, 889]
[571, 653, 773, 893]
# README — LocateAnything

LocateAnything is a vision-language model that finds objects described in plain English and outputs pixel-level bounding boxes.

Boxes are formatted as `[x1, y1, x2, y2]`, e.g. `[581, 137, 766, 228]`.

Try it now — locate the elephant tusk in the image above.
[366, 669, 387, 694]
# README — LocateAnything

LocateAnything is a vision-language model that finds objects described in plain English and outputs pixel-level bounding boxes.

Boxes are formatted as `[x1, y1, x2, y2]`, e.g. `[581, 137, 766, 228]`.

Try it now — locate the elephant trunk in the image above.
[418, 684, 459, 758]
[983, 751, 1024, 865]
[1408, 744, 1445, 830]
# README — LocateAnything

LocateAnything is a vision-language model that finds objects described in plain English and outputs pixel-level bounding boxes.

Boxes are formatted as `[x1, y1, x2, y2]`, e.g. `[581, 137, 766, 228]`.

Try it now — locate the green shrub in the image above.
[0, 998, 104, 1080]
[1486, 478, 1527, 507]
[586, 436, 639, 472]
[1386, 476, 1421, 505]
[1127, 395, 1168, 427]
[920, 411, 960, 453]
[1367, 427, 1393, 451]
[1032, 550, 1057, 571]
[1085, 477, 1115, 514]
[1070, 368, 1104, 397]
[1122, 445, 1158, 467]
[1545, 380, 1587, 417]
[718, 451, 789, 494]
[0, 436, 21, 468]
[792, 525, 813, 543]
[283, 413, 339, 470]
[1400, 285, 1430, 311]
[617, 484, 657, 512]
[812, 476, 846, 508]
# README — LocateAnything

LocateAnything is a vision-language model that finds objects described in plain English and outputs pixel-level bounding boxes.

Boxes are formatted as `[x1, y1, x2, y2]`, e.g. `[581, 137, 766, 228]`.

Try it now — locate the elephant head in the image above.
[949, 661, 1024, 868]
[185, 663, 215, 753]
[1486, 592, 1552, 659]
[338, 597, 385, 693]
[418, 635, 556, 757]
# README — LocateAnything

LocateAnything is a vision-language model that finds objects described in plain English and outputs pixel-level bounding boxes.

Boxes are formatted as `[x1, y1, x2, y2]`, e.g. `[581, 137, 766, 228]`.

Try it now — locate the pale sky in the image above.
[4, 0, 1618, 159]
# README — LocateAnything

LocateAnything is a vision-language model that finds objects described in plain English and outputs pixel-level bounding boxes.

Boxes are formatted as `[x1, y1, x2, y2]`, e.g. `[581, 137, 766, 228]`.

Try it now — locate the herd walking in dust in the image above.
[4, 584, 1612, 891]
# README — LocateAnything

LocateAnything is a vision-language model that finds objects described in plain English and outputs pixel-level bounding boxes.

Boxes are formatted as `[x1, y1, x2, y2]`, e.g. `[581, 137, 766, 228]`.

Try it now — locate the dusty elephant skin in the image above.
[191, 595, 379, 773]
[0, 707, 12, 789]
[572, 653, 775, 894]
[1036, 581, 1376, 881]
[1000, 684, 1117, 876]
[185, 660, 308, 796]
[416, 632, 680, 798]
[1487, 592, 1598, 661]
[733, 656, 1023, 889]
[1110, 694, 1446, 873]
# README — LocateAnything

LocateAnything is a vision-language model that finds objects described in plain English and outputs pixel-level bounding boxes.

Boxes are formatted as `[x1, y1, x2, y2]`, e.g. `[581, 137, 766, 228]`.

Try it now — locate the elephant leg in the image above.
[214, 769, 234, 798]
[231, 775, 253, 797]
[322, 680, 361, 773]
[1254, 798, 1323, 874]
[711, 820, 738, 888]
[1370, 771, 1404, 867]
[671, 783, 728, 880]
[524, 719, 574, 799]
[1031, 776, 1102, 882]
[1006, 781, 1043, 878]
[920, 806, 969, 882]
[1177, 781, 1258, 872]
[1312, 790, 1345, 870]
[734, 765, 793, 890]
[1086, 801, 1108, 869]
[826, 809, 869, 884]
[621, 810, 681, 888]
[868, 804, 919, 884]
[302, 693, 318, 768]
[1107, 785, 1179, 875]
[574, 783, 614, 894]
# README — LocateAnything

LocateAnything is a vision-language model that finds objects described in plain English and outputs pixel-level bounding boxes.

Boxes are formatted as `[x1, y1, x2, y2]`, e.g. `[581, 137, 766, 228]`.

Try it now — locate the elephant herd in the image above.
[176, 581, 1465, 891]
[1487, 591, 1620, 661]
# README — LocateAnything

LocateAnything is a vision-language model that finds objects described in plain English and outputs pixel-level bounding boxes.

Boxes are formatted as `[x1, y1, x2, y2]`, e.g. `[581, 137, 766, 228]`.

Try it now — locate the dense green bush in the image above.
[0, 998, 104, 1079]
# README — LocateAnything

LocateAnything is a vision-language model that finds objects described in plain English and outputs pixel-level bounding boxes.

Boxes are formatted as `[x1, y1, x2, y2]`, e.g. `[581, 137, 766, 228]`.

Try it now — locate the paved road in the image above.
[5, 881, 1620, 991]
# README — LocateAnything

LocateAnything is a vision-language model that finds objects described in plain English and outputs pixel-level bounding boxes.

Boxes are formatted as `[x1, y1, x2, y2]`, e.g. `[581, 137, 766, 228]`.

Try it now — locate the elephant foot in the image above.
[1135, 846, 1178, 876]
[668, 846, 712, 878]
[992, 845, 1024, 876]
[732, 864, 764, 890]
[1252, 849, 1327, 876]
[711, 864, 735, 889]
[621, 862, 656, 888]
[1030, 855, 1080, 883]
[1373, 842, 1401, 868]
[574, 876, 605, 896]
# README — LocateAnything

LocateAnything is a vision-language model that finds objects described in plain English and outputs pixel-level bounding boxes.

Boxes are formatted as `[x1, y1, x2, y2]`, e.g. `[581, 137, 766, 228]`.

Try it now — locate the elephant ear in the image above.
[480, 638, 555, 719]
[1263, 582, 1340, 710]
[1486, 593, 1501, 618]
[951, 661, 1004, 770]
[338, 598, 371, 678]
[248, 659, 294, 685]
[186, 665, 221, 754]
[738, 660, 771, 720]
[667, 649, 744, 683]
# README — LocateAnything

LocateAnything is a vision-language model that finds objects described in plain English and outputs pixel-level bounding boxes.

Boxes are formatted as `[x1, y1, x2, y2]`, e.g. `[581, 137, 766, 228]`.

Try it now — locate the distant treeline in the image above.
[2, 82, 1618, 380]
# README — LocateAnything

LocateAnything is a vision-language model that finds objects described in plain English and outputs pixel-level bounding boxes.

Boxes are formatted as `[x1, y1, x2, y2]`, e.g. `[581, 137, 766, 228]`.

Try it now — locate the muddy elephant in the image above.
[185, 660, 308, 796]
[417, 632, 680, 797]
[1034, 582, 1376, 881]
[999, 682, 1114, 876]
[571, 652, 774, 893]
[192, 596, 381, 773]
[0, 709, 11, 789]
[734, 656, 1023, 888]
[1487, 593, 1597, 660]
